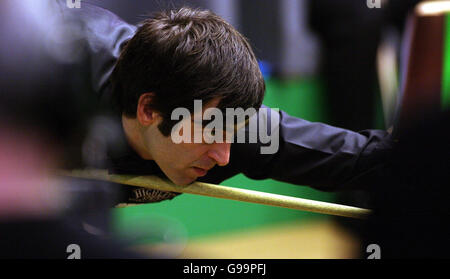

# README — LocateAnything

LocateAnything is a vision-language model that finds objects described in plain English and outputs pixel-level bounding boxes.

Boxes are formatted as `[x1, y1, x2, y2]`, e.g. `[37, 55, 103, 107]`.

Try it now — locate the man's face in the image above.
[143, 98, 232, 185]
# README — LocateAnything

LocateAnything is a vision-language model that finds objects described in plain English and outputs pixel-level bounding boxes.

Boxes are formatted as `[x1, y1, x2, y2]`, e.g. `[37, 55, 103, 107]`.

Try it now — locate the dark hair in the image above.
[111, 7, 265, 136]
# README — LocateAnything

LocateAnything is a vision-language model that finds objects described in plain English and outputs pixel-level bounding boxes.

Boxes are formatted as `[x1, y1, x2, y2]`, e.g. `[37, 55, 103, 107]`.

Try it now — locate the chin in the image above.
[171, 175, 195, 186]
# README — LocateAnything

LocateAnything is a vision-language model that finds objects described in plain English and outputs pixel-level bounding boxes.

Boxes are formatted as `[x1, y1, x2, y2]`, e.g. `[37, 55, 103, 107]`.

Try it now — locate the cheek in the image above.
[175, 143, 209, 163]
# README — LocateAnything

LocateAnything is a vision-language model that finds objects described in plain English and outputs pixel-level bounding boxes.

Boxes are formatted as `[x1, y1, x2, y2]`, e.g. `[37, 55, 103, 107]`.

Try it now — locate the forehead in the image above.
[204, 98, 221, 110]
[191, 97, 252, 132]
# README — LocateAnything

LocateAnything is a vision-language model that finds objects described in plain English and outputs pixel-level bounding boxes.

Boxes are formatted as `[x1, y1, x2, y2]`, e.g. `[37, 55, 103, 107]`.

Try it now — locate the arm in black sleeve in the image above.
[208, 106, 394, 191]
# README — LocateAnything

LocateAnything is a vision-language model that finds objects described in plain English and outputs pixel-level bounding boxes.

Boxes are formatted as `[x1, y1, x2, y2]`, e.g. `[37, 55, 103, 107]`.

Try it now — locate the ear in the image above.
[136, 93, 160, 126]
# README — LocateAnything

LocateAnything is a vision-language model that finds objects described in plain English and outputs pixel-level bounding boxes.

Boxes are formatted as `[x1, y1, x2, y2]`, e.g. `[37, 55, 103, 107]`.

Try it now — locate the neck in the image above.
[121, 114, 153, 160]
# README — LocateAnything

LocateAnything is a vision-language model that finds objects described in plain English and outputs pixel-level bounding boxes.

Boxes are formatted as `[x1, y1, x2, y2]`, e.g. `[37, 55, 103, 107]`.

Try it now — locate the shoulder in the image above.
[56, 1, 137, 96]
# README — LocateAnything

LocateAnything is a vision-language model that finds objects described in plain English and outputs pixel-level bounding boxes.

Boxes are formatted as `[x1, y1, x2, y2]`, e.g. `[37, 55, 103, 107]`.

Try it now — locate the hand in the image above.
[119, 185, 181, 204]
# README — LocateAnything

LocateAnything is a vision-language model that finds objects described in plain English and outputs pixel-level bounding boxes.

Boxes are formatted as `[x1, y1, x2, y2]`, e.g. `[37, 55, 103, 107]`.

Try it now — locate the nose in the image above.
[207, 142, 231, 167]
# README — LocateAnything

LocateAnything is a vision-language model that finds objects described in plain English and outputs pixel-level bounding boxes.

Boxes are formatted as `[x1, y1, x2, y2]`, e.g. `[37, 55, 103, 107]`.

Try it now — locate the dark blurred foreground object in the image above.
[0, 219, 145, 259]
[360, 1, 450, 258]
[0, 0, 145, 258]
[362, 109, 450, 258]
